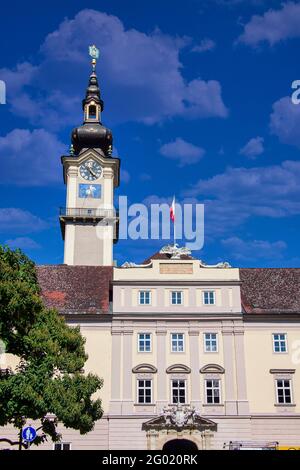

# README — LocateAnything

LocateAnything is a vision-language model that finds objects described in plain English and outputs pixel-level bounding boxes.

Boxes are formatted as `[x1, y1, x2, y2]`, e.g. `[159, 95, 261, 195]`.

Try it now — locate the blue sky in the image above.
[1, 0, 300, 267]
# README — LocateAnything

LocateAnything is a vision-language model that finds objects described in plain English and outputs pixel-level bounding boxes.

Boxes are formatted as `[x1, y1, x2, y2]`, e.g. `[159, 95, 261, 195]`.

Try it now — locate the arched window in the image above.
[88, 105, 97, 119]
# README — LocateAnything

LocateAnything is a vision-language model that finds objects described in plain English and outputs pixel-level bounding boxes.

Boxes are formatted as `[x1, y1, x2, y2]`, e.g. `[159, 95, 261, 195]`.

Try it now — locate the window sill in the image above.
[134, 403, 155, 407]
[202, 403, 224, 407]
[274, 403, 296, 407]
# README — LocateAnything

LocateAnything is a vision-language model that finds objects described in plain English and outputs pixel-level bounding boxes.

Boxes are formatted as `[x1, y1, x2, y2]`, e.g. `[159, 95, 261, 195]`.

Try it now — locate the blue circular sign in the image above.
[22, 426, 37, 442]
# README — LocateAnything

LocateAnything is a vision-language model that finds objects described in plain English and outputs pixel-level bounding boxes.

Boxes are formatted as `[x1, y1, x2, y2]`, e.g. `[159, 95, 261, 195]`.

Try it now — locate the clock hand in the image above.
[88, 167, 97, 177]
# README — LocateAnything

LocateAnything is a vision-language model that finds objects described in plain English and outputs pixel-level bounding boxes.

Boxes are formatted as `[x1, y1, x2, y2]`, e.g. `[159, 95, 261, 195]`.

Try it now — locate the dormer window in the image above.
[88, 104, 97, 119]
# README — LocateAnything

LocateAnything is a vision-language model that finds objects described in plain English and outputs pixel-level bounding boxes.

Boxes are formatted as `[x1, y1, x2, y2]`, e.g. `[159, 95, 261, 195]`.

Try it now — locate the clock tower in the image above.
[60, 46, 120, 266]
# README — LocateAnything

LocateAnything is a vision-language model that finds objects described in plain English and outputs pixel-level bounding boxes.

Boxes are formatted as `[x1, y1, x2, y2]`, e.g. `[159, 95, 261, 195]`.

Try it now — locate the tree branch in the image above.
[0, 437, 26, 448]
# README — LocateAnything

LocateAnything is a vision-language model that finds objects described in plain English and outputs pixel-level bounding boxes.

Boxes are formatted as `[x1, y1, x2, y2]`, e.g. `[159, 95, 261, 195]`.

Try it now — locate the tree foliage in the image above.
[0, 246, 103, 447]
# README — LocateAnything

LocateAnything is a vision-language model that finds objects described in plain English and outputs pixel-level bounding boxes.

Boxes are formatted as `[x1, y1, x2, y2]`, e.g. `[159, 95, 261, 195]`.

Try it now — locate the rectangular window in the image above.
[139, 290, 151, 305]
[276, 379, 292, 404]
[203, 291, 215, 305]
[205, 379, 221, 404]
[137, 379, 152, 404]
[171, 291, 183, 305]
[138, 333, 151, 352]
[171, 333, 184, 352]
[273, 333, 287, 353]
[204, 333, 218, 352]
[171, 379, 186, 404]
[54, 443, 71, 451]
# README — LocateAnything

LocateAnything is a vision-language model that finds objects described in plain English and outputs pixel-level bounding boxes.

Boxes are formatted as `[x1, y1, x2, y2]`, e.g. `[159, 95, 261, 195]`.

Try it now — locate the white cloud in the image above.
[0, 128, 67, 185]
[0, 62, 38, 93]
[160, 138, 205, 166]
[0, 208, 48, 233]
[221, 236, 286, 260]
[192, 38, 216, 53]
[1, 9, 228, 128]
[183, 160, 300, 236]
[237, 2, 300, 47]
[5, 237, 41, 250]
[239, 136, 264, 158]
[270, 96, 300, 148]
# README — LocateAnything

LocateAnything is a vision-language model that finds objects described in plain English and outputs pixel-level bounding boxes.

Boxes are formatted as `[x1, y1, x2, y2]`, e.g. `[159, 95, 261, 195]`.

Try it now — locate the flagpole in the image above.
[173, 195, 176, 247]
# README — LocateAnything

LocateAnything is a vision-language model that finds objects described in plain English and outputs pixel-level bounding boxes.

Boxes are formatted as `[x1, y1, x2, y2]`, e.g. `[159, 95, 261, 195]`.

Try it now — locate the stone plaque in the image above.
[159, 263, 193, 274]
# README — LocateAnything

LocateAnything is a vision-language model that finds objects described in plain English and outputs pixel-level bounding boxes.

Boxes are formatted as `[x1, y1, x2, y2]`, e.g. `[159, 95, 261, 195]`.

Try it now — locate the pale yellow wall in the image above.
[244, 324, 300, 413]
[79, 326, 112, 412]
[130, 325, 225, 405]
[114, 285, 242, 313]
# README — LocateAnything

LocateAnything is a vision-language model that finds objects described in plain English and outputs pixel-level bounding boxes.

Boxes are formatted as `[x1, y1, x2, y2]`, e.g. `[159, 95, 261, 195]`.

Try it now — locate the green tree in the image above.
[0, 246, 103, 449]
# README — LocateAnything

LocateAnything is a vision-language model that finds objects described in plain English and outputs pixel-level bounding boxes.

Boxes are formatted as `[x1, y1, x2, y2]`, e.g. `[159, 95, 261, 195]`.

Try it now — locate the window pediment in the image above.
[166, 364, 191, 374]
[200, 364, 225, 374]
[132, 364, 157, 374]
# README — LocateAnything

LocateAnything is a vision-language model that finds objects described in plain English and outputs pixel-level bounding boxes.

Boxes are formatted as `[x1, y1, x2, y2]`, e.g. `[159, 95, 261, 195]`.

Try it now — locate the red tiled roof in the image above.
[36, 264, 300, 316]
[240, 268, 300, 314]
[36, 265, 113, 315]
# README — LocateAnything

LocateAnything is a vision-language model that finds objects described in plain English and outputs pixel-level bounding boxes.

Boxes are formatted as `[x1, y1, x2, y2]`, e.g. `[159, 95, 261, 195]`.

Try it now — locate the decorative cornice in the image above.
[111, 330, 123, 335]
[132, 364, 157, 374]
[234, 329, 245, 336]
[166, 364, 191, 374]
[156, 330, 167, 336]
[221, 329, 234, 336]
[112, 280, 242, 286]
[200, 364, 225, 374]
[67, 167, 78, 177]
[188, 330, 200, 336]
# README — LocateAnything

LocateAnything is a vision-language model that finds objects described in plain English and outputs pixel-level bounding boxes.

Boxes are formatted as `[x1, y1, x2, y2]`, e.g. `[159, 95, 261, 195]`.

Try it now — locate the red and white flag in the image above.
[170, 196, 175, 222]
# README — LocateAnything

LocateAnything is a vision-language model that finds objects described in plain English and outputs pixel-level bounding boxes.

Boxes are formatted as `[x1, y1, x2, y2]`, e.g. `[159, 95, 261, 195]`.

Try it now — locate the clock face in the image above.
[79, 159, 102, 181]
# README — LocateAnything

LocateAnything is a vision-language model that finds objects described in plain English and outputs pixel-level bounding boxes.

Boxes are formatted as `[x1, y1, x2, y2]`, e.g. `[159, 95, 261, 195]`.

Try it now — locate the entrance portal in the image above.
[162, 439, 198, 453]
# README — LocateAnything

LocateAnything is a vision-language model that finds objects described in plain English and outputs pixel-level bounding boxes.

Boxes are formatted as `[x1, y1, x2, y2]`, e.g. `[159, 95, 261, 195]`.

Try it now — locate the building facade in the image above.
[2, 51, 300, 451]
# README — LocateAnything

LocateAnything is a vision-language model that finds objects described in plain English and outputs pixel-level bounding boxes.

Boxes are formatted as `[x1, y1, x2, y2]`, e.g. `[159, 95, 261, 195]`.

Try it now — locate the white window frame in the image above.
[139, 290, 151, 305]
[138, 333, 152, 353]
[171, 333, 185, 353]
[272, 333, 288, 353]
[53, 442, 72, 451]
[137, 378, 153, 404]
[171, 290, 183, 305]
[203, 290, 216, 305]
[204, 332, 218, 353]
[276, 378, 293, 405]
[171, 379, 187, 404]
[205, 379, 221, 404]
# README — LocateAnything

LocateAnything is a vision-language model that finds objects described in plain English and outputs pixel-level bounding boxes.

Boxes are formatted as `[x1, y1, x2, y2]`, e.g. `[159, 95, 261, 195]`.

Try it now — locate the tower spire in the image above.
[70, 45, 113, 157]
